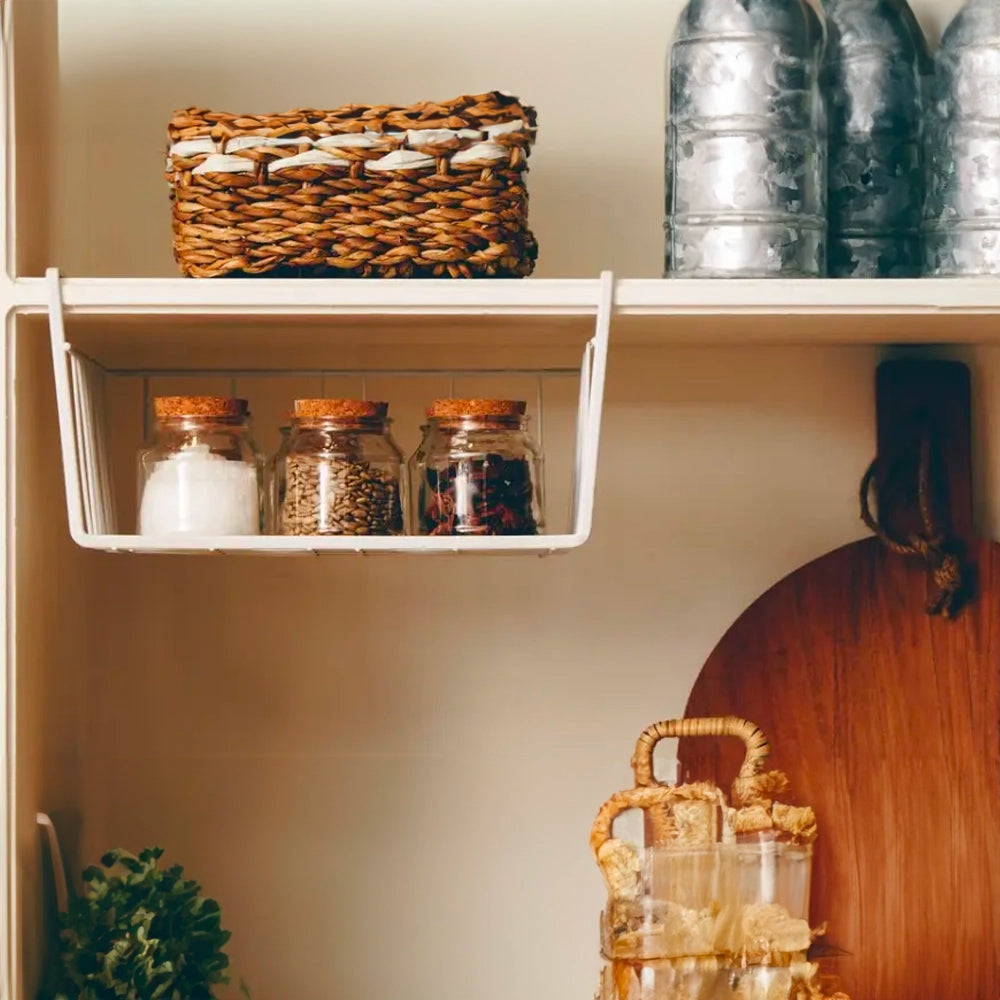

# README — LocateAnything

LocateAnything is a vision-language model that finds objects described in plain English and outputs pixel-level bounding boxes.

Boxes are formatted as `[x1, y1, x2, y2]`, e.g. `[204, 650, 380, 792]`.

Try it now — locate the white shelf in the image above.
[14, 274, 602, 316]
[67, 533, 587, 556]
[616, 278, 1000, 343]
[618, 277, 1000, 314]
[13, 275, 603, 368]
[45, 270, 613, 556]
[13, 275, 1000, 350]
[28, 266, 1000, 555]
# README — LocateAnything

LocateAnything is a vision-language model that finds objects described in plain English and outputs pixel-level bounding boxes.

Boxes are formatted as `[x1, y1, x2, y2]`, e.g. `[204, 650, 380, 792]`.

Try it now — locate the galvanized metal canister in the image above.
[665, 0, 827, 278]
[821, 0, 929, 277]
[925, 0, 1000, 275]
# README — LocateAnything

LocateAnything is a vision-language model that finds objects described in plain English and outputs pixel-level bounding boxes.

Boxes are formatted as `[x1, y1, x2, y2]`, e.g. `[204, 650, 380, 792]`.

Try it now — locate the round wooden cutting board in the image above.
[678, 360, 1000, 1000]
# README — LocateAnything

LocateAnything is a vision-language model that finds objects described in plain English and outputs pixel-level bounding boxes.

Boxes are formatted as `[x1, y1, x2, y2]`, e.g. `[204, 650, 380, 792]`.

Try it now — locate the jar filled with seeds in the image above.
[138, 396, 263, 535]
[409, 399, 544, 536]
[275, 399, 404, 536]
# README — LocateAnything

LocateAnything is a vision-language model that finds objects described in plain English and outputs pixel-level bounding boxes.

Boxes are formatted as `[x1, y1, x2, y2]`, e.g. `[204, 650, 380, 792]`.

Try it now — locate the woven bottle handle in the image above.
[589, 784, 685, 856]
[631, 716, 770, 790]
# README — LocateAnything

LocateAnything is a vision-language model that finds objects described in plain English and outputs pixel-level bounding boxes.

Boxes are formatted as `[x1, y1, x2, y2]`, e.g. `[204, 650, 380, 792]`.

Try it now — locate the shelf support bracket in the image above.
[46, 267, 90, 543]
[570, 270, 613, 543]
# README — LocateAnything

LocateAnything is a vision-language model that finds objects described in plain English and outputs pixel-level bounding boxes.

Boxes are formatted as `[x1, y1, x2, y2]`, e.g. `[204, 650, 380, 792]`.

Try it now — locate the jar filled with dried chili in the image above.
[409, 399, 544, 536]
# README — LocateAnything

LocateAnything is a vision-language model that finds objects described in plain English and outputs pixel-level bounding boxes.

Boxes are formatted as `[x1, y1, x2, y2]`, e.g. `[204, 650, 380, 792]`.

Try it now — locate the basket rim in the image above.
[168, 90, 538, 141]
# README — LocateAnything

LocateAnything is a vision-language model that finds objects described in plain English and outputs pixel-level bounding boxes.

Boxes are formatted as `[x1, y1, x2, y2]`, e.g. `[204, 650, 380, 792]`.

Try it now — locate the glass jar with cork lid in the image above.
[265, 417, 293, 533]
[409, 399, 544, 536]
[274, 399, 404, 536]
[138, 396, 264, 535]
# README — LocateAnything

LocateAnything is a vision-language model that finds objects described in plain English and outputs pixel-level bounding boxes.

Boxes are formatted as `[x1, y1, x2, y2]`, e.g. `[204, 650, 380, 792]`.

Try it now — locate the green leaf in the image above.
[55, 847, 234, 1000]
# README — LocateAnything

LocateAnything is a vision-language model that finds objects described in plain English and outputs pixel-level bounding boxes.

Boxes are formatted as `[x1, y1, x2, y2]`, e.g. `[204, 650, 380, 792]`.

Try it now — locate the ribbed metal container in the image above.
[925, 0, 1000, 275]
[821, 0, 929, 277]
[665, 0, 827, 278]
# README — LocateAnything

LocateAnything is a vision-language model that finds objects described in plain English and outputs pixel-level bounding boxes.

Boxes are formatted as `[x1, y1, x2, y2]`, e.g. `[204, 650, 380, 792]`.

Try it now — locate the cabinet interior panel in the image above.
[11, 316, 95, 1000]
[27, 0, 966, 279]
[8, 0, 1000, 996]
[8, 0, 58, 276]
[60, 314, 592, 371]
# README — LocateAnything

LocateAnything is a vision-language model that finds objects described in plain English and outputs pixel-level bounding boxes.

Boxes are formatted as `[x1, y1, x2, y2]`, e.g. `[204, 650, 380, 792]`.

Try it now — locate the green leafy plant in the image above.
[56, 847, 231, 1000]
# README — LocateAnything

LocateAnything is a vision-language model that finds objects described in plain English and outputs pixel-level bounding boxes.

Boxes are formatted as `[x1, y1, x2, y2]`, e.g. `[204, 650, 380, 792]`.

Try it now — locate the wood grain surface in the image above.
[679, 361, 1000, 1000]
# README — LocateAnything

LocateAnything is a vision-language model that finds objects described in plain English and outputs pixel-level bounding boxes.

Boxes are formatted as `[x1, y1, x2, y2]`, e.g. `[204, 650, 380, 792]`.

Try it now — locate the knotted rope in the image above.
[859, 428, 965, 618]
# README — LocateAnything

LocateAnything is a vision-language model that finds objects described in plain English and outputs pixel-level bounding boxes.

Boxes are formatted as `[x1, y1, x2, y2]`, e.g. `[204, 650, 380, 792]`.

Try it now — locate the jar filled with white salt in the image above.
[138, 396, 263, 536]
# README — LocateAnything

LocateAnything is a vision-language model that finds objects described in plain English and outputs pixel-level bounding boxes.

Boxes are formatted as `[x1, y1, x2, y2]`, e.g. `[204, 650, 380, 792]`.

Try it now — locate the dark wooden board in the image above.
[679, 361, 1000, 999]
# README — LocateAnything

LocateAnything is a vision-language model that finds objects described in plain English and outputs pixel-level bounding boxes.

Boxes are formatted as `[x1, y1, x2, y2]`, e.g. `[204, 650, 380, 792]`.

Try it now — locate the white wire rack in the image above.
[46, 269, 613, 555]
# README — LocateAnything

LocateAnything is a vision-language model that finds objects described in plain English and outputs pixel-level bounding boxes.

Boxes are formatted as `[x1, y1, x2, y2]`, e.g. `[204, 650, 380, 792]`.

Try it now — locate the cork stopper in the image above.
[428, 399, 526, 418]
[293, 399, 388, 420]
[154, 396, 248, 419]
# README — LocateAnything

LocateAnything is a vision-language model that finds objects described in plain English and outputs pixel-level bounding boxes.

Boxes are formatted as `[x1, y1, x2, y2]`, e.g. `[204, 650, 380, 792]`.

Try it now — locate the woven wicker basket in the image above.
[166, 92, 538, 279]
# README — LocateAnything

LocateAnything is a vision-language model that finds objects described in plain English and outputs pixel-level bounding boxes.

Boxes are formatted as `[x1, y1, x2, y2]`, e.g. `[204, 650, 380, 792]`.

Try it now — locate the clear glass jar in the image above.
[408, 399, 544, 536]
[274, 400, 403, 536]
[138, 396, 263, 535]
[592, 781, 816, 1000]
[266, 422, 293, 533]
[599, 837, 812, 965]
[596, 957, 819, 1000]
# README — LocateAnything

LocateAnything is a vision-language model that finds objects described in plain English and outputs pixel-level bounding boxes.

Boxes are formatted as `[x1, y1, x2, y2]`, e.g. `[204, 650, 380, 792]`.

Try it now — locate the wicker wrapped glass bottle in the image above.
[925, 0, 1000, 275]
[821, 0, 929, 277]
[409, 399, 544, 536]
[138, 396, 264, 536]
[592, 718, 823, 1000]
[666, 0, 827, 277]
[274, 400, 403, 536]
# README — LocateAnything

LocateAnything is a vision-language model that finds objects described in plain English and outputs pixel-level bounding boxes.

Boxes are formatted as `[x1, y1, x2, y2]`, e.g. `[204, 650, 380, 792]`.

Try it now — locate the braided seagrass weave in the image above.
[166, 92, 538, 278]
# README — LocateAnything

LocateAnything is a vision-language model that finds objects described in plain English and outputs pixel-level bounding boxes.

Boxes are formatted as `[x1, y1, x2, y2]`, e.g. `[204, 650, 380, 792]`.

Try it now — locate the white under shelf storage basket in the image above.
[44, 269, 612, 554]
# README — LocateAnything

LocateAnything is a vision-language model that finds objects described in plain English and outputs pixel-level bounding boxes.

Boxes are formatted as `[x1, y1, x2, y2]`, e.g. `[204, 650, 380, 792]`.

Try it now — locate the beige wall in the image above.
[52, 0, 963, 279]
[58, 339, 1000, 1000]
[12, 2, 993, 1000]
[73, 343, 881, 1000]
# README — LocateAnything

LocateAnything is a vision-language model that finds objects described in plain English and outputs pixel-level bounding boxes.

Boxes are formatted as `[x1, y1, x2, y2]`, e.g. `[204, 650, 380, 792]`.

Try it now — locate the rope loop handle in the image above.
[631, 716, 770, 794]
[859, 424, 965, 617]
